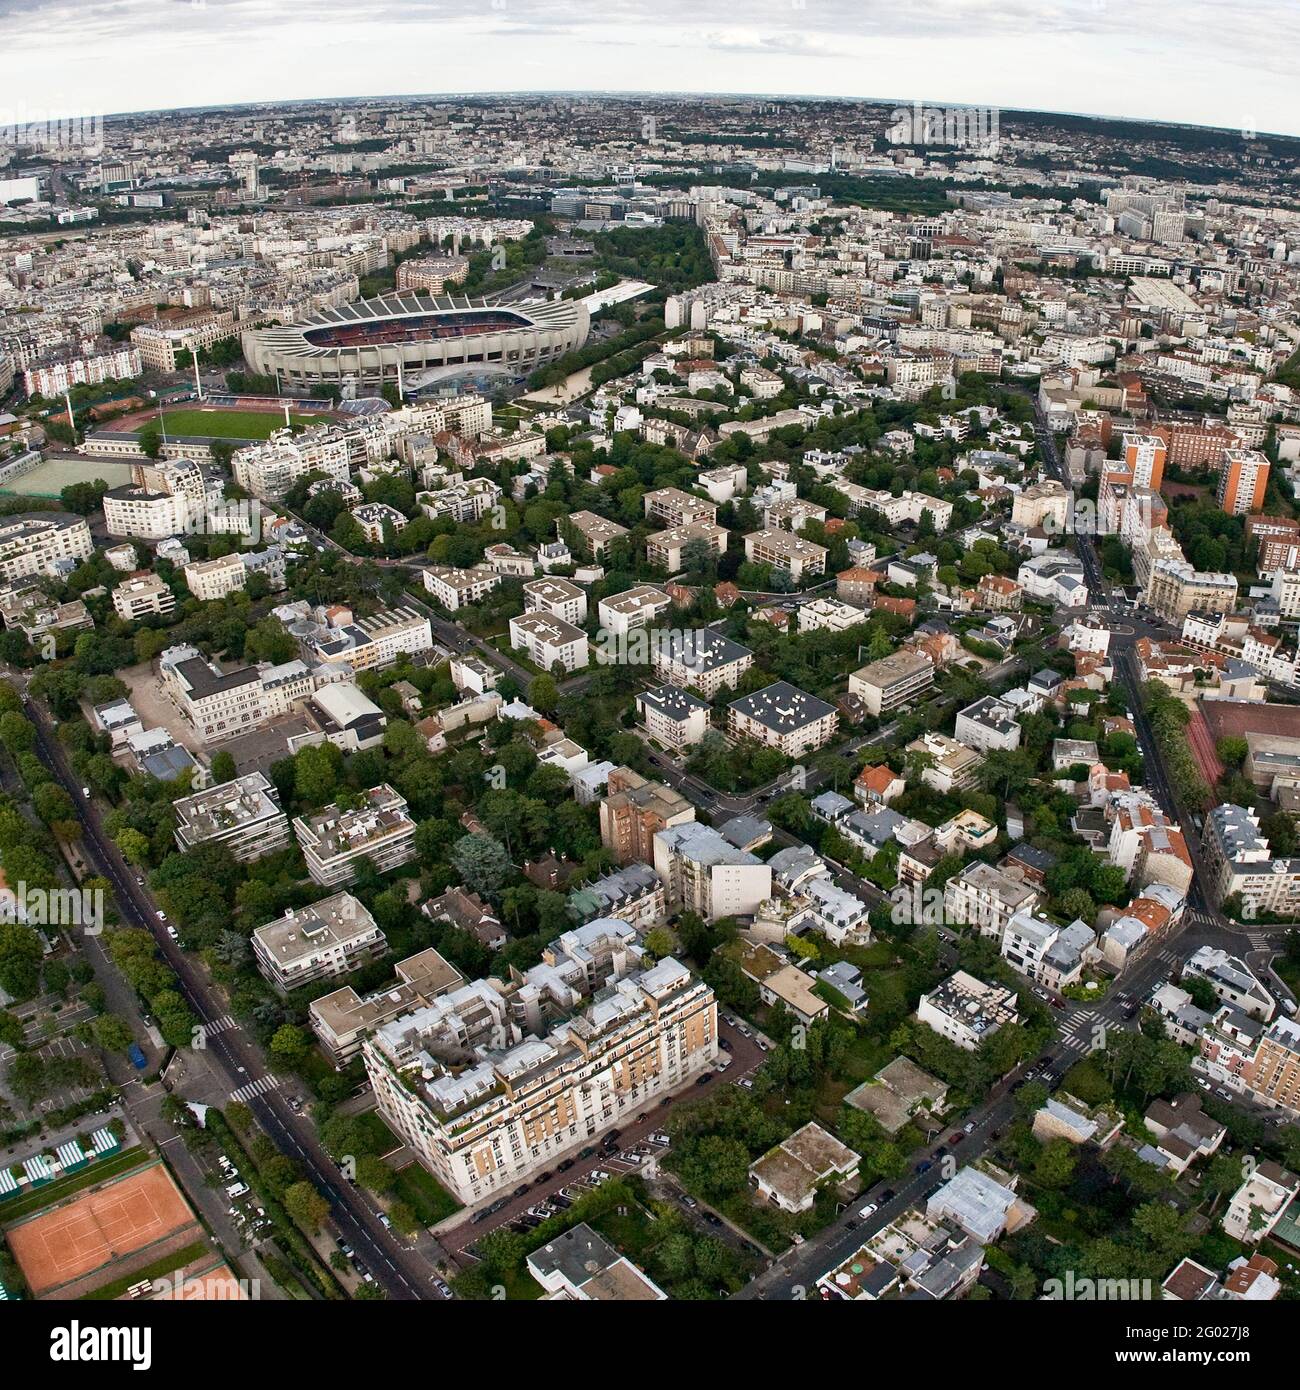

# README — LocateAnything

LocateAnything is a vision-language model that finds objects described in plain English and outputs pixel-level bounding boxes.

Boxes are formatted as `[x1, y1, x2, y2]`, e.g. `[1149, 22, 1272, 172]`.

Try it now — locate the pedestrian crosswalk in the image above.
[201, 1014, 237, 1040]
[230, 1073, 281, 1104]
[1058, 1010, 1102, 1052]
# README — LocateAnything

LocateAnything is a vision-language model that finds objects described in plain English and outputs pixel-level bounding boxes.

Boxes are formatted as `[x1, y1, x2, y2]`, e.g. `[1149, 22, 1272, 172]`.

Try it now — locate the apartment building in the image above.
[158, 643, 314, 744]
[1203, 803, 1300, 916]
[364, 955, 718, 1205]
[112, 571, 175, 621]
[508, 611, 589, 673]
[522, 576, 588, 626]
[130, 308, 236, 371]
[232, 433, 352, 498]
[293, 783, 418, 887]
[173, 771, 290, 863]
[567, 862, 666, 932]
[1200, 1012, 1300, 1116]
[653, 822, 772, 923]
[643, 486, 717, 528]
[848, 650, 935, 717]
[421, 563, 501, 612]
[917, 970, 1021, 1052]
[252, 891, 387, 995]
[954, 695, 1022, 753]
[652, 629, 753, 699]
[798, 597, 868, 634]
[350, 501, 408, 544]
[744, 528, 828, 582]
[309, 947, 463, 1067]
[1217, 448, 1270, 517]
[597, 585, 671, 637]
[727, 681, 838, 757]
[183, 553, 247, 601]
[297, 606, 434, 673]
[645, 520, 728, 572]
[0, 512, 93, 582]
[905, 732, 983, 794]
[943, 861, 1040, 938]
[999, 910, 1095, 991]
[598, 767, 695, 865]
[1223, 1163, 1300, 1244]
[1011, 480, 1070, 531]
[1146, 558, 1237, 621]
[636, 685, 711, 749]
[564, 510, 629, 560]
[1246, 516, 1300, 573]
[417, 476, 503, 524]
[1182, 946, 1275, 1022]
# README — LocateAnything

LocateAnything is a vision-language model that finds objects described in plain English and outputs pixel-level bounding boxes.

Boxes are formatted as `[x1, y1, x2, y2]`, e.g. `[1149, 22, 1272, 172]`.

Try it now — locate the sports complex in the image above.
[241, 291, 589, 389]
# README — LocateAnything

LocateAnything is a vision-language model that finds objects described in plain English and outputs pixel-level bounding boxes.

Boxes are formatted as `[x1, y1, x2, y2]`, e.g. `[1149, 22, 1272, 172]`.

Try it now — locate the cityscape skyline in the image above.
[5, 0, 1300, 138]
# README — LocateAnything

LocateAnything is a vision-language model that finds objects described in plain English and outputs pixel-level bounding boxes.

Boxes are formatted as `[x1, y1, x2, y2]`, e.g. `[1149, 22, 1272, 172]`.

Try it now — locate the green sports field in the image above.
[151, 408, 332, 440]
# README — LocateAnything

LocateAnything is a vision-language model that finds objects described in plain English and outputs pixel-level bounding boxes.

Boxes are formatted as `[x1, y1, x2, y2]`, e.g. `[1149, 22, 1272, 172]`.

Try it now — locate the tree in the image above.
[138, 423, 163, 460]
[90, 1013, 135, 1052]
[269, 1024, 310, 1067]
[0, 922, 43, 999]
[528, 674, 559, 714]
[283, 1181, 330, 1232]
[450, 833, 513, 900]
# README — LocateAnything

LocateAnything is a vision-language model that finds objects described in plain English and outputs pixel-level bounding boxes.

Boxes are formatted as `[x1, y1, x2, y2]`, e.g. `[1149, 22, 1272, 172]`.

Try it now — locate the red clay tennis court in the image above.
[5, 1161, 196, 1295]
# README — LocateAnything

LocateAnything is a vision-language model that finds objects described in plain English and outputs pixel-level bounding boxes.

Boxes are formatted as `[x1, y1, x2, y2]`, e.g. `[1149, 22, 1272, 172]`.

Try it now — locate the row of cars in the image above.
[217, 1150, 270, 1241]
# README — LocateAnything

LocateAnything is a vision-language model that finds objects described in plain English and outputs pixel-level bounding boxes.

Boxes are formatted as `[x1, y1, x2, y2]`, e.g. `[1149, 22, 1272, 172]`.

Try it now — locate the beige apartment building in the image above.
[599, 766, 695, 865]
[744, 528, 828, 582]
[645, 519, 728, 572]
[365, 956, 718, 1205]
[849, 649, 935, 716]
[158, 642, 314, 745]
[309, 947, 463, 1067]
[184, 553, 246, 601]
[112, 571, 175, 621]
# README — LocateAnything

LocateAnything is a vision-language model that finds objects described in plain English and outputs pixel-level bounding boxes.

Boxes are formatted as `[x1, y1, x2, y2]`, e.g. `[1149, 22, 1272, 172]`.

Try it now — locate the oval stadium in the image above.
[240, 292, 589, 389]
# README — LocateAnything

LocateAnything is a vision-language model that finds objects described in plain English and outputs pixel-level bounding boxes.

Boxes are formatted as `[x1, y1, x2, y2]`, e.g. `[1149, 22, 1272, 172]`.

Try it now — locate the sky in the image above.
[1, 0, 1295, 139]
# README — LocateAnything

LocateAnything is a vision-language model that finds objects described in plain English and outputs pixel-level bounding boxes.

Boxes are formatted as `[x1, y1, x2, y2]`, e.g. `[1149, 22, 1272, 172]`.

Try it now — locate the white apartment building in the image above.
[597, 585, 672, 637]
[522, 576, 588, 626]
[917, 970, 1021, 1052]
[112, 571, 175, 621]
[252, 891, 387, 995]
[652, 629, 753, 699]
[653, 822, 772, 923]
[727, 681, 838, 757]
[943, 861, 1041, 938]
[293, 783, 418, 888]
[636, 685, 711, 749]
[0, 512, 93, 582]
[159, 643, 314, 745]
[508, 611, 589, 673]
[954, 696, 1022, 753]
[297, 606, 434, 673]
[848, 650, 935, 717]
[173, 771, 290, 862]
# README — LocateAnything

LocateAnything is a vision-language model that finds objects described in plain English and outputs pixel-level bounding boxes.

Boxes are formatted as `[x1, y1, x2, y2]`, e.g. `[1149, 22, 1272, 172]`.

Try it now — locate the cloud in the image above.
[1, 0, 1296, 134]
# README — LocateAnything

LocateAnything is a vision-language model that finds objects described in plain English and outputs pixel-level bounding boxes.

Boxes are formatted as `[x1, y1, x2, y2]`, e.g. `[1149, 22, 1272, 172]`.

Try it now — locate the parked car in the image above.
[859, 1202, 879, 1219]
[963, 1121, 975, 1134]
[127, 1043, 148, 1071]
[734, 1077, 754, 1089]
[915, 1160, 933, 1174]
[432, 1278, 453, 1299]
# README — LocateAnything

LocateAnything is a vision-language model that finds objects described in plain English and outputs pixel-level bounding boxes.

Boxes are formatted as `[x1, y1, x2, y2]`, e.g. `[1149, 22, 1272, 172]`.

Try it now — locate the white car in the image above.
[735, 1077, 754, 1089]
[859, 1202, 879, 1219]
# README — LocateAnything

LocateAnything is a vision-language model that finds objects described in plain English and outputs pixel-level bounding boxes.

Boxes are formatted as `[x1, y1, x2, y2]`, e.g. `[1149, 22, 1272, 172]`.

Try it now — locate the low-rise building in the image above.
[727, 681, 838, 757]
[917, 970, 1021, 1051]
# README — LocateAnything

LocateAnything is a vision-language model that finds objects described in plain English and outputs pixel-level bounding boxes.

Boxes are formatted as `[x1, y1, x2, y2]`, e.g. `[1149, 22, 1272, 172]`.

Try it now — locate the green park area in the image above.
[150, 408, 332, 440]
